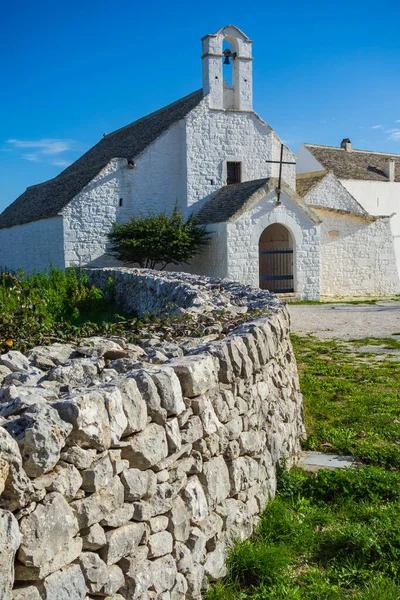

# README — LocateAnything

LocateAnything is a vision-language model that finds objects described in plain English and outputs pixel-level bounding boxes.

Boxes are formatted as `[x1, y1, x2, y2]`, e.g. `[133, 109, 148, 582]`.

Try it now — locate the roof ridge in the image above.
[304, 143, 400, 157]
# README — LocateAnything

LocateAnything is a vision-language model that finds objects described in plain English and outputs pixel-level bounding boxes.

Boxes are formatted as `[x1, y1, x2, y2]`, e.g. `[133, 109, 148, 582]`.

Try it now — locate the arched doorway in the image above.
[259, 224, 294, 292]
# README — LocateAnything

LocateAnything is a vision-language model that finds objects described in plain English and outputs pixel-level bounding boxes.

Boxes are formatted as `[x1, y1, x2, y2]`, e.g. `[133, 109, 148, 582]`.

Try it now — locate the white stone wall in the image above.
[0, 217, 64, 274]
[318, 209, 400, 296]
[224, 189, 321, 300]
[305, 172, 366, 215]
[0, 270, 305, 599]
[62, 122, 185, 268]
[185, 97, 296, 213]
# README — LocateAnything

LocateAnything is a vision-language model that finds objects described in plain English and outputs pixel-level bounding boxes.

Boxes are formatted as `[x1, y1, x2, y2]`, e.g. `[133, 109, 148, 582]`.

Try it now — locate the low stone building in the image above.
[0, 25, 399, 299]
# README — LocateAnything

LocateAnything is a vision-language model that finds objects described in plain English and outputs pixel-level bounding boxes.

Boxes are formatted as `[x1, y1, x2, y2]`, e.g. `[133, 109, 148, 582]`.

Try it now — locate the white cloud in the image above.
[6, 138, 77, 166]
[51, 159, 71, 167]
[396, 120, 400, 123]
[386, 128, 400, 141]
[371, 125, 382, 129]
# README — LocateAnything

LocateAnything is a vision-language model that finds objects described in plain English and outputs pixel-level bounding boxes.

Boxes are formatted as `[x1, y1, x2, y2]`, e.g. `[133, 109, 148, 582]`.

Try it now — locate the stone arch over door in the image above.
[259, 223, 294, 292]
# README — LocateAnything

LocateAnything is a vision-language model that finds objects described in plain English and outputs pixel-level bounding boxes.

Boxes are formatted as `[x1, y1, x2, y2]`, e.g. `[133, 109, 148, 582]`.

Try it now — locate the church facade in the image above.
[0, 25, 399, 300]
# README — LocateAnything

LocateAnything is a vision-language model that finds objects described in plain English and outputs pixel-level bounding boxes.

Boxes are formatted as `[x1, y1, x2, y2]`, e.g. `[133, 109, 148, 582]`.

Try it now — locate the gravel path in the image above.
[288, 301, 400, 339]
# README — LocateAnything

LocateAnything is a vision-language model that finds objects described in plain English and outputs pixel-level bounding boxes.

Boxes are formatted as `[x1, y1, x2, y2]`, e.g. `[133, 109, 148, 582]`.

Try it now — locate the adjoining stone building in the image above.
[0, 25, 399, 299]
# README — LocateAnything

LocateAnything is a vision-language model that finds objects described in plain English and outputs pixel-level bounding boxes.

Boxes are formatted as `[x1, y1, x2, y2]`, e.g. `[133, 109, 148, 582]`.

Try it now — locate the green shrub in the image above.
[107, 205, 210, 269]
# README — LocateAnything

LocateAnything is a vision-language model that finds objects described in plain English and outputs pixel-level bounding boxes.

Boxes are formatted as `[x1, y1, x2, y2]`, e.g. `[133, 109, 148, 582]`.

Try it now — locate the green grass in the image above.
[206, 335, 400, 599]
[292, 335, 400, 469]
[206, 468, 400, 599]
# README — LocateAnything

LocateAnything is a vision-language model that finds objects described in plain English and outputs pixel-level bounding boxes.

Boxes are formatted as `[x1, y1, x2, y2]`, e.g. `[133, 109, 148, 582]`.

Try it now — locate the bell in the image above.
[223, 56, 231, 65]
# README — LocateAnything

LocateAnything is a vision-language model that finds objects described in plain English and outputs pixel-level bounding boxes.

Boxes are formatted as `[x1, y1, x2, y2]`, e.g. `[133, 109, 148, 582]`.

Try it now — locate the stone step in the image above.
[298, 451, 359, 473]
[276, 293, 302, 303]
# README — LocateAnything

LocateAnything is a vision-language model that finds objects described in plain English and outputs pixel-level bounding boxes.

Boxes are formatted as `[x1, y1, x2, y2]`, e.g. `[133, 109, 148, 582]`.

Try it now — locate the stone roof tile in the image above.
[0, 90, 203, 230]
[305, 144, 400, 182]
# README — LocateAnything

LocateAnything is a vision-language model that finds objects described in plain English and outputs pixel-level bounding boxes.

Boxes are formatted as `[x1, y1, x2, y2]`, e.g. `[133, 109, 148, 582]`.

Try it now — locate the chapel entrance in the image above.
[259, 224, 294, 292]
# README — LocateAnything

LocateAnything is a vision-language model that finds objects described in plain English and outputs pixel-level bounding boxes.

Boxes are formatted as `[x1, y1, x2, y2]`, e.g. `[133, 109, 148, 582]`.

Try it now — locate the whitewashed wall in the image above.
[318, 209, 400, 296]
[340, 179, 400, 280]
[62, 122, 185, 268]
[0, 217, 64, 274]
[173, 222, 228, 280]
[224, 190, 321, 300]
[305, 172, 367, 215]
[185, 97, 296, 213]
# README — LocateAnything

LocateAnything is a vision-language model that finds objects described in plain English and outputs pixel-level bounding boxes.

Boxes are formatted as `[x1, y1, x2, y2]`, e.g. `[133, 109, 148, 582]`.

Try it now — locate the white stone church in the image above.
[1, 25, 400, 300]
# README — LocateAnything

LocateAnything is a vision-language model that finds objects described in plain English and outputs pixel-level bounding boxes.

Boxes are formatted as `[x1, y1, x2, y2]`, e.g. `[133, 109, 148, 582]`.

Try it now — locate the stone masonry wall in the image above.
[0, 270, 304, 600]
[318, 210, 400, 297]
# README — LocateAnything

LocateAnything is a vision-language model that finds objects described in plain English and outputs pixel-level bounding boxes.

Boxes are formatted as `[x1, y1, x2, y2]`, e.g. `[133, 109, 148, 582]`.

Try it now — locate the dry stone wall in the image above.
[0, 269, 305, 600]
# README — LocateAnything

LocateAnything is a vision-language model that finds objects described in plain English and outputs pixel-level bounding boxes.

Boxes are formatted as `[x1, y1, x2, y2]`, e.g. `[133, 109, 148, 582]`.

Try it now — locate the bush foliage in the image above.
[107, 205, 210, 269]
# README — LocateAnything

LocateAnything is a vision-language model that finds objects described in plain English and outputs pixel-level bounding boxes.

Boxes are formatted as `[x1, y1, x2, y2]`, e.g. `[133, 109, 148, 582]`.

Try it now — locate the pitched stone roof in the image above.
[304, 144, 400, 182]
[0, 90, 203, 230]
[196, 178, 321, 225]
[296, 171, 327, 198]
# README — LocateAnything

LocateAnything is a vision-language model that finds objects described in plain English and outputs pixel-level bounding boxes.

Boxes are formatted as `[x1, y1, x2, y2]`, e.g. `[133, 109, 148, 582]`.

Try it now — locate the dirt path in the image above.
[288, 301, 400, 339]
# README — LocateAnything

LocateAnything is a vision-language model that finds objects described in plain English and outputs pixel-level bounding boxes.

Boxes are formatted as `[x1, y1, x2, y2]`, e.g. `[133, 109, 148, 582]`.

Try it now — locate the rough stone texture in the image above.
[18, 493, 78, 567]
[0, 509, 20, 600]
[0, 270, 304, 599]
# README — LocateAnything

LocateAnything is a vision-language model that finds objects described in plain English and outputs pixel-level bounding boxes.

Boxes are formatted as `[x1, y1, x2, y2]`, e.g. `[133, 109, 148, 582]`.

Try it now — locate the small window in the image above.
[119, 198, 123, 207]
[227, 162, 241, 185]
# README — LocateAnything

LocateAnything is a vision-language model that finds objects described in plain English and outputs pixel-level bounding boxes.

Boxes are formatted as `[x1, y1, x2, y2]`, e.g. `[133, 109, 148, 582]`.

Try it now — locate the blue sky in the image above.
[1, 0, 400, 213]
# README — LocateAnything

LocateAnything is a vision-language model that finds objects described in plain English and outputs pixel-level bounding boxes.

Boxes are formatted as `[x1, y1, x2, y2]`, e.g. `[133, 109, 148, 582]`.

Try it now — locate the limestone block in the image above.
[12, 586, 41, 599]
[0, 456, 9, 495]
[148, 531, 173, 558]
[168, 495, 190, 542]
[228, 456, 251, 495]
[0, 462, 35, 512]
[81, 454, 114, 493]
[117, 378, 147, 435]
[0, 509, 20, 600]
[185, 564, 205, 599]
[3, 404, 72, 477]
[38, 564, 86, 600]
[26, 343, 77, 369]
[71, 475, 125, 529]
[100, 522, 146, 565]
[53, 391, 112, 451]
[100, 503, 134, 527]
[204, 542, 227, 580]
[0, 351, 30, 372]
[117, 545, 149, 571]
[60, 446, 97, 469]
[79, 551, 109, 594]
[47, 362, 89, 387]
[200, 402, 222, 436]
[151, 554, 177, 594]
[182, 476, 208, 523]
[197, 513, 223, 541]
[169, 354, 217, 397]
[120, 423, 168, 469]
[150, 515, 169, 533]
[122, 558, 153, 599]
[171, 573, 188, 600]
[0, 364, 12, 384]
[239, 430, 264, 456]
[82, 522, 107, 550]
[165, 418, 182, 453]
[149, 367, 186, 416]
[180, 416, 203, 444]
[128, 370, 167, 425]
[101, 564, 125, 596]
[225, 416, 243, 440]
[95, 385, 128, 444]
[186, 527, 206, 564]
[199, 456, 230, 510]
[14, 536, 82, 580]
[206, 344, 234, 384]
[173, 541, 194, 574]
[32, 462, 82, 500]
[120, 467, 157, 502]
[18, 493, 78, 567]
[177, 450, 202, 474]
